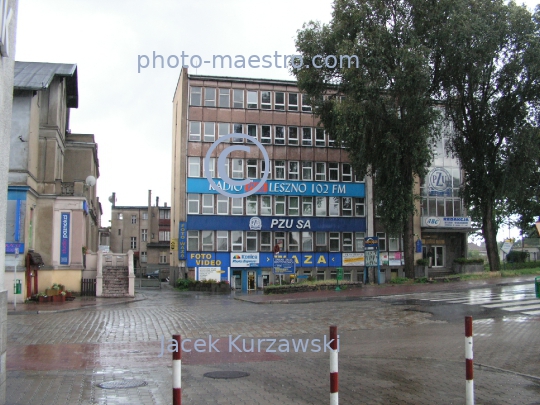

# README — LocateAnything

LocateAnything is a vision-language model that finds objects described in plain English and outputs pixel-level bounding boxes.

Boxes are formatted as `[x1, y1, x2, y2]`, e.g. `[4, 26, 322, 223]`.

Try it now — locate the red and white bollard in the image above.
[330, 325, 339, 405]
[173, 334, 181, 405]
[465, 316, 474, 405]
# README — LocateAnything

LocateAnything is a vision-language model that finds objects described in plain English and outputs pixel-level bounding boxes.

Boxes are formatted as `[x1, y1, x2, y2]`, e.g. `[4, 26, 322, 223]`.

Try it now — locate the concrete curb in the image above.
[234, 277, 536, 305]
[7, 295, 147, 315]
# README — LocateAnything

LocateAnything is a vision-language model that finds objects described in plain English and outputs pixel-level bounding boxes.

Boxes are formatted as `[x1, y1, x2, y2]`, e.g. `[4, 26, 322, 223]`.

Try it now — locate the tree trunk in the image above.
[482, 203, 500, 271]
[403, 212, 415, 279]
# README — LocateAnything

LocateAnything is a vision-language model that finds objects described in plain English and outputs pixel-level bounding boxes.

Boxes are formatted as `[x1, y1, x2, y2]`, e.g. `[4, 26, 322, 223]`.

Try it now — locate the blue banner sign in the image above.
[5, 243, 24, 255]
[273, 254, 295, 274]
[178, 222, 187, 260]
[187, 178, 365, 197]
[364, 236, 379, 250]
[186, 252, 344, 268]
[186, 215, 366, 232]
[60, 212, 70, 265]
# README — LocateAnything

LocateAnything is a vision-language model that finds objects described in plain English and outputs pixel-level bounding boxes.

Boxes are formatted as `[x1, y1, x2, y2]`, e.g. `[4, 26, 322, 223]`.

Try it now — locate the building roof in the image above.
[189, 73, 298, 86]
[14, 61, 78, 108]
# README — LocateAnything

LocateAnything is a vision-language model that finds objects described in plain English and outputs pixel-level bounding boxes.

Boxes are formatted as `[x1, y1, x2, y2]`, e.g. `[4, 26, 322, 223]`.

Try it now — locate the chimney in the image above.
[112, 192, 116, 207]
[156, 196, 159, 207]
[148, 190, 152, 208]
[164, 202, 167, 207]
[148, 190, 152, 232]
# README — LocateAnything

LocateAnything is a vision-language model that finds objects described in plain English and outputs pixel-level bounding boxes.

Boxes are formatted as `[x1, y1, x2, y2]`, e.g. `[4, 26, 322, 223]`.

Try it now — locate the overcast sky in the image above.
[15, 0, 539, 242]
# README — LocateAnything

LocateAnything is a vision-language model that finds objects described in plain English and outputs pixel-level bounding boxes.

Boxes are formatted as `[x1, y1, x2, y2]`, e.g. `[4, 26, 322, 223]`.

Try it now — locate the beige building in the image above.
[0, 0, 18, 401]
[5, 62, 101, 300]
[170, 69, 473, 289]
[109, 191, 171, 276]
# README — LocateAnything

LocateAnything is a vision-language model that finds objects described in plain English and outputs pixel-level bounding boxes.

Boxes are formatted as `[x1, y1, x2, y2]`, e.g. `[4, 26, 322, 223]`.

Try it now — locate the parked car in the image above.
[144, 270, 169, 282]
[144, 270, 160, 279]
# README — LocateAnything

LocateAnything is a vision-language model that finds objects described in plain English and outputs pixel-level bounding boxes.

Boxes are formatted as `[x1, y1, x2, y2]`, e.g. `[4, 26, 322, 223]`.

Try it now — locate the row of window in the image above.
[188, 122, 343, 148]
[139, 251, 168, 264]
[187, 230, 397, 253]
[115, 210, 171, 221]
[187, 195, 365, 217]
[190, 87, 313, 112]
[124, 231, 171, 248]
[188, 158, 361, 183]
[421, 197, 464, 218]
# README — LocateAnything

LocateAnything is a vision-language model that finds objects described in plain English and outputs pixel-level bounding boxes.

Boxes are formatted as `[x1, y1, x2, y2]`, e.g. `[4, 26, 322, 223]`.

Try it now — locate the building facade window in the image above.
[159, 252, 168, 264]
[140, 251, 147, 263]
[246, 231, 258, 251]
[261, 125, 271, 144]
[130, 237, 137, 250]
[188, 231, 199, 251]
[302, 197, 313, 216]
[261, 91, 271, 109]
[118, 213, 123, 220]
[260, 231, 272, 251]
[217, 195, 228, 214]
[159, 231, 170, 241]
[302, 127, 312, 146]
[202, 194, 214, 214]
[302, 232, 313, 251]
[316, 196, 327, 216]
[343, 232, 353, 252]
[377, 232, 386, 251]
[142, 212, 148, 220]
[142, 229, 148, 242]
[232, 198, 243, 215]
[204, 88, 216, 106]
[355, 232, 365, 251]
[355, 198, 365, 216]
[288, 127, 298, 145]
[131, 215, 137, 224]
[231, 231, 243, 251]
[188, 194, 199, 214]
[233, 89, 244, 108]
[246, 196, 257, 215]
[275, 92, 285, 110]
[302, 162, 312, 180]
[204, 122, 215, 142]
[275, 126, 285, 145]
[275, 196, 285, 215]
[315, 128, 325, 147]
[301, 94, 312, 112]
[329, 232, 340, 251]
[289, 196, 299, 216]
[261, 196, 272, 215]
[288, 161, 299, 180]
[189, 121, 201, 141]
[288, 93, 298, 111]
[316, 162, 326, 181]
[217, 231, 228, 251]
[275, 160, 285, 179]
[219, 89, 230, 108]
[190, 86, 202, 106]
[188, 157, 200, 177]
[329, 163, 339, 181]
[202, 230, 214, 251]
[247, 90, 258, 108]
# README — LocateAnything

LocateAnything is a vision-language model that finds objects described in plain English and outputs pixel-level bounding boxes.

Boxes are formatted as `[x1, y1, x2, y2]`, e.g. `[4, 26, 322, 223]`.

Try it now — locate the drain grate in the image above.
[97, 380, 148, 389]
[203, 371, 250, 379]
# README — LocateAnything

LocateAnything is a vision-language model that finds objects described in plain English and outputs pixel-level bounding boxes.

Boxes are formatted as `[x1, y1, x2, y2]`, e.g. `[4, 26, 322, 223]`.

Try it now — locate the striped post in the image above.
[173, 334, 181, 405]
[465, 316, 474, 405]
[330, 325, 338, 405]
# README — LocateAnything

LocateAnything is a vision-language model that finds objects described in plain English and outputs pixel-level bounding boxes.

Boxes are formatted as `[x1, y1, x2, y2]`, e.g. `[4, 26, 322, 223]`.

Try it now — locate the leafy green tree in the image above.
[294, 0, 440, 278]
[416, 0, 540, 271]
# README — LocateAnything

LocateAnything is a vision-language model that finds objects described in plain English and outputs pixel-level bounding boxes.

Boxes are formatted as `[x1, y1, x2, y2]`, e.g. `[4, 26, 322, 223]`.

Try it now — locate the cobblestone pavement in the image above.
[6, 284, 540, 404]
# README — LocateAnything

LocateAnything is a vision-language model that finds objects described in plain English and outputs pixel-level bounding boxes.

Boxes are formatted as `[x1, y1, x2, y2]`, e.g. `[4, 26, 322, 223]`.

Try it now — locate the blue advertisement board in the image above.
[60, 212, 70, 265]
[186, 215, 366, 232]
[178, 222, 187, 260]
[186, 252, 343, 268]
[187, 178, 364, 197]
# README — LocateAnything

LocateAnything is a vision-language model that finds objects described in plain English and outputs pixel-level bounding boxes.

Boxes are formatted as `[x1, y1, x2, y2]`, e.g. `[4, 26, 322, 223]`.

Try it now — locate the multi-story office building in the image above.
[171, 69, 472, 291]
[109, 191, 171, 275]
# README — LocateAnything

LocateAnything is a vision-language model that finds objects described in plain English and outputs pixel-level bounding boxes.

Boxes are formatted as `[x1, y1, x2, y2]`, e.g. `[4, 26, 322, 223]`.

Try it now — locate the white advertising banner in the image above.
[422, 216, 472, 228]
[197, 267, 221, 282]
[230, 253, 259, 267]
[342, 253, 364, 267]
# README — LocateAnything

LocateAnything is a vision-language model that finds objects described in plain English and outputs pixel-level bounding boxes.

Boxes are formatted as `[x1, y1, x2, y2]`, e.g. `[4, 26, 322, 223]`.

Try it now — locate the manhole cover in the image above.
[97, 380, 148, 389]
[203, 371, 250, 379]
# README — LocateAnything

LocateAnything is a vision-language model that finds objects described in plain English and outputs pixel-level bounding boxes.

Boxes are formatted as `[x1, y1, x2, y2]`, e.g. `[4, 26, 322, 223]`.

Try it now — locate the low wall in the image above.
[264, 282, 363, 295]
[452, 263, 484, 274]
[38, 269, 82, 293]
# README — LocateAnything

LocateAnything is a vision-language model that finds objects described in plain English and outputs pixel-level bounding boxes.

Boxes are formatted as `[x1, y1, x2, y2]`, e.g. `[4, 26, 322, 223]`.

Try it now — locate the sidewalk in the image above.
[7, 293, 147, 315]
[234, 275, 537, 304]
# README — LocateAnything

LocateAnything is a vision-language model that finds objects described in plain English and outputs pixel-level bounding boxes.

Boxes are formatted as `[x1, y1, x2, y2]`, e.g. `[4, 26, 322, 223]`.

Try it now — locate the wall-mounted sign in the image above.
[60, 212, 70, 265]
[342, 253, 364, 266]
[428, 167, 452, 196]
[187, 215, 366, 232]
[273, 255, 295, 274]
[197, 267, 222, 282]
[187, 178, 365, 197]
[421, 216, 471, 228]
[178, 222, 187, 260]
[364, 236, 379, 250]
[231, 253, 259, 267]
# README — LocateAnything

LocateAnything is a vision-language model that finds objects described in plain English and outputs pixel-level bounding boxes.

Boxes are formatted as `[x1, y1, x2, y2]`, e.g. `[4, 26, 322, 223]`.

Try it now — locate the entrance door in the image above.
[433, 246, 444, 267]
[247, 271, 256, 290]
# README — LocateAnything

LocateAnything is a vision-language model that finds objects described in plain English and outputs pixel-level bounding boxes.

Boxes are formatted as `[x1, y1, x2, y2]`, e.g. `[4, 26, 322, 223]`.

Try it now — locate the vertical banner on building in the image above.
[178, 221, 187, 260]
[60, 212, 70, 265]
